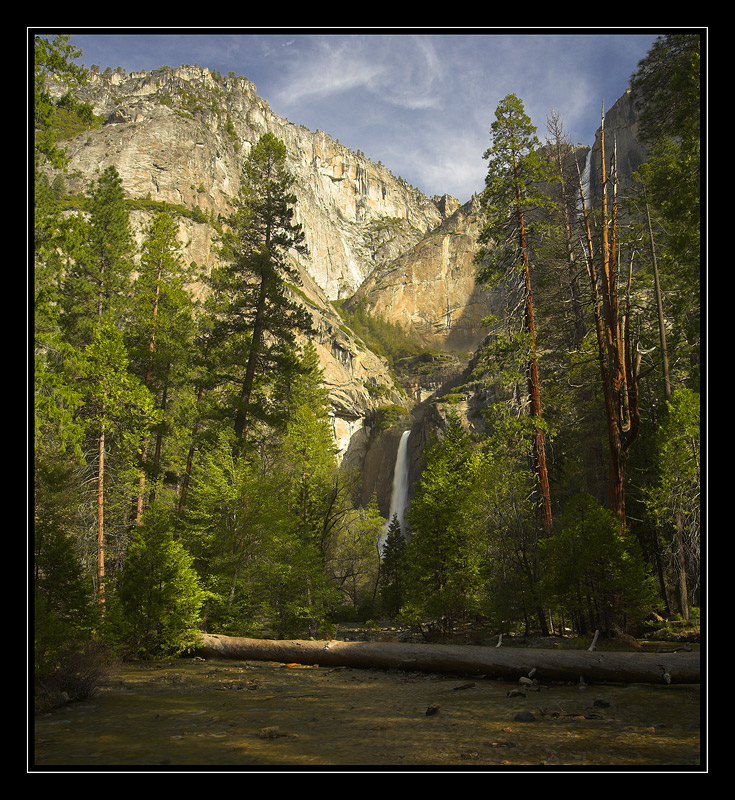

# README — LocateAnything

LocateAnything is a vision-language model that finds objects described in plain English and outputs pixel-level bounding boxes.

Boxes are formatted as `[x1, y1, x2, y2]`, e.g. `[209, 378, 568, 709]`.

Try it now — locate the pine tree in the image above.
[33, 34, 92, 169]
[272, 342, 341, 636]
[379, 514, 406, 617]
[476, 94, 555, 537]
[403, 415, 483, 634]
[539, 494, 657, 635]
[210, 133, 313, 452]
[645, 388, 700, 619]
[61, 165, 136, 347]
[79, 319, 158, 610]
[630, 33, 701, 388]
[127, 212, 197, 520]
[113, 501, 205, 658]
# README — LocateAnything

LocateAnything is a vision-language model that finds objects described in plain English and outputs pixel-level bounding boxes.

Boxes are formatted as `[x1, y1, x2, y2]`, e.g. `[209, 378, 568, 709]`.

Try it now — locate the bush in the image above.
[34, 640, 112, 714]
[540, 494, 658, 634]
[112, 503, 205, 658]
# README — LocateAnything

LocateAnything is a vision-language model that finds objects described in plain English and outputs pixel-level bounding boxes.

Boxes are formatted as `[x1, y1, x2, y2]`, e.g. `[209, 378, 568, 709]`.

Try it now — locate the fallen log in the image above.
[197, 634, 700, 685]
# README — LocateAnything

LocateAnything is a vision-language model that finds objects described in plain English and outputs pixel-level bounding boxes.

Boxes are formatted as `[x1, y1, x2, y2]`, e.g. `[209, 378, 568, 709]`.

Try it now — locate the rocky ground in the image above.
[33, 623, 702, 771]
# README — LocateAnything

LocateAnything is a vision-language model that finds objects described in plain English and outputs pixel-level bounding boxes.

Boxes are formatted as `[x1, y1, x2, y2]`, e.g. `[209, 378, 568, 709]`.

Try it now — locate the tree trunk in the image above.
[97, 415, 105, 612]
[196, 633, 699, 685]
[645, 194, 672, 403]
[578, 106, 640, 525]
[135, 263, 162, 524]
[178, 385, 204, 515]
[514, 162, 553, 537]
[233, 273, 270, 447]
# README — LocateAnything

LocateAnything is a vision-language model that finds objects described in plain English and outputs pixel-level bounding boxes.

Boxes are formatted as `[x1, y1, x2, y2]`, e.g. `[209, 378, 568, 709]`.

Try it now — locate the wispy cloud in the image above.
[272, 35, 446, 112]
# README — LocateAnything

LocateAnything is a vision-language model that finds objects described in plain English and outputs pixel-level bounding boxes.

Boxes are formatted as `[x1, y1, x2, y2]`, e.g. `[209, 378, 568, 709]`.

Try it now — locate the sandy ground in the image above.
[32, 649, 702, 771]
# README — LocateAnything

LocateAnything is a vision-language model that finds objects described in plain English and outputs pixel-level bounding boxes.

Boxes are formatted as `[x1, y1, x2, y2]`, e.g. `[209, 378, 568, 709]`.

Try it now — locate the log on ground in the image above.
[197, 634, 699, 685]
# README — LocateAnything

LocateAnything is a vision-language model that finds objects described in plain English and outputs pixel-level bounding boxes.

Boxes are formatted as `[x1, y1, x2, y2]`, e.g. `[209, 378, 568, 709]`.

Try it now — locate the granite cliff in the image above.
[43, 64, 457, 459]
[42, 64, 646, 515]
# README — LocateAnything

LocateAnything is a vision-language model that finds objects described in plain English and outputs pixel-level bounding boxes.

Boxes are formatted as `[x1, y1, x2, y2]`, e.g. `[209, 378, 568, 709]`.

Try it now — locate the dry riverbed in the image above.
[33, 635, 702, 771]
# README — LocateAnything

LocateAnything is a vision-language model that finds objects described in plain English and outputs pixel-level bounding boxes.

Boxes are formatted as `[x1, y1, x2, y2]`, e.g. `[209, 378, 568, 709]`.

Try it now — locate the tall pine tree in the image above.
[210, 133, 313, 453]
[476, 94, 555, 537]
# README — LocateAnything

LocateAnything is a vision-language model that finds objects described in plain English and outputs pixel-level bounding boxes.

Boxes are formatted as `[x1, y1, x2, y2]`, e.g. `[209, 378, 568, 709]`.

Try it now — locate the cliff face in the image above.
[48, 65, 450, 299]
[43, 64, 646, 500]
[585, 89, 648, 209]
[44, 65, 456, 455]
[346, 195, 494, 353]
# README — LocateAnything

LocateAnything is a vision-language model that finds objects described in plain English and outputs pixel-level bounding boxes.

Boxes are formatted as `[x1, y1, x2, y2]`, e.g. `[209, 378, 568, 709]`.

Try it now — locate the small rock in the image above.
[425, 705, 440, 716]
[259, 726, 281, 739]
[514, 710, 537, 722]
[506, 689, 526, 698]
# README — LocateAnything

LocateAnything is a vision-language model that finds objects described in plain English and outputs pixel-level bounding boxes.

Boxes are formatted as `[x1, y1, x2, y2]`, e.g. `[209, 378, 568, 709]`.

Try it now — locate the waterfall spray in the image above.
[380, 429, 411, 554]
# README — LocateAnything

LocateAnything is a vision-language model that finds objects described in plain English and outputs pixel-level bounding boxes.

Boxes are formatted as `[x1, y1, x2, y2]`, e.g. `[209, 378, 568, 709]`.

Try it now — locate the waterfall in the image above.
[578, 147, 592, 212]
[380, 429, 411, 554]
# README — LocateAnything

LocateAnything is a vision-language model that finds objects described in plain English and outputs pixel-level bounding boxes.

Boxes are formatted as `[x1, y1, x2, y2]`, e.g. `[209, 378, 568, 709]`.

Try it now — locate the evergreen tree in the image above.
[78, 319, 159, 609]
[645, 388, 700, 618]
[180, 433, 283, 634]
[403, 415, 484, 634]
[210, 133, 313, 451]
[539, 494, 657, 635]
[112, 502, 205, 658]
[34, 456, 98, 677]
[34, 35, 95, 464]
[33, 34, 93, 169]
[379, 514, 407, 617]
[269, 342, 342, 636]
[476, 93, 555, 537]
[630, 33, 701, 387]
[61, 165, 136, 347]
[470, 408, 552, 635]
[126, 212, 197, 519]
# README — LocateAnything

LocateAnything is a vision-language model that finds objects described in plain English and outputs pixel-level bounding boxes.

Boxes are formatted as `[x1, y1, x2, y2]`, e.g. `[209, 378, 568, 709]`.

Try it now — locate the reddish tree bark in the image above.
[579, 106, 641, 523]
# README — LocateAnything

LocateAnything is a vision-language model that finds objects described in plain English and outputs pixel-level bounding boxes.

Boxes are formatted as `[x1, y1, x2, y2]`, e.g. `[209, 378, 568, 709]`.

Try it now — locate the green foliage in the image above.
[112, 503, 205, 658]
[539, 494, 658, 632]
[336, 299, 424, 368]
[209, 133, 313, 446]
[379, 514, 407, 617]
[34, 489, 98, 672]
[629, 34, 701, 380]
[644, 388, 701, 608]
[79, 318, 160, 457]
[403, 415, 487, 632]
[34, 34, 95, 167]
[373, 404, 410, 433]
[33, 452, 106, 710]
[61, 166, 136, 347]
[179, 434, 275, 634]
[180, 346, 345, 638]
[328, 495, 384, 616]
[476, 92, 557, 286]
[32, 36, 700, 668]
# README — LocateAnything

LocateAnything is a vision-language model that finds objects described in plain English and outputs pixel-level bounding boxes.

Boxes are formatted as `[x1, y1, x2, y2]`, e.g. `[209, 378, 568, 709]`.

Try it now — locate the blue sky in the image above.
[59, 29, 664, 202]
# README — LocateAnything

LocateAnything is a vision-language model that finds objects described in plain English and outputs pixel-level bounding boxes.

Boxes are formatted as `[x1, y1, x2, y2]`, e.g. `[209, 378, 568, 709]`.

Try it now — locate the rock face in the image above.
[44, 65, 456, 458]
[346, 196, 495, 353]
[49, 65, 450, 299]
[584, 89, 648, 209]
[43, 64, 647, 508]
